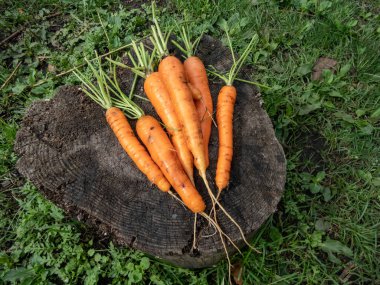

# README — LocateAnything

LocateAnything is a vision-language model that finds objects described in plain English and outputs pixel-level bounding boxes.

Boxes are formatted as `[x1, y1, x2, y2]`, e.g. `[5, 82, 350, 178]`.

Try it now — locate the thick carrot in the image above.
[136, 115, 206, 213]
[144, 72, 194, 184]
[215, 86, 236, 191]
[105, 107, 171, 192]
[121, 42, 195, 183]
[172, 28, 213, 168]
[158, 56, 207, 175]
[184, 56, 213, 168]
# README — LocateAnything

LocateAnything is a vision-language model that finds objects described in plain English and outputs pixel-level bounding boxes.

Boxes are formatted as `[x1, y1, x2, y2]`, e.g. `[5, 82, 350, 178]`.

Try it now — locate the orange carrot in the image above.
[158, 56, 207, 175]
[172, 28, 213, 168]
[137, 115, 205, 213]
[144, 72, 195, 183]
[184, 56, 213, 167]
[212, 33, 258, 191]
[215, 86, 236, 191]
[122, 42, 195, 184]
[106, 107, 171, 192]
[73, 56, 170, 193]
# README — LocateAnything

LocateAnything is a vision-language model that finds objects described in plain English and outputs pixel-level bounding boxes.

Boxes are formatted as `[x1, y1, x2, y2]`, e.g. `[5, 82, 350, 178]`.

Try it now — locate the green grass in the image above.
[1, 0, 379, 284]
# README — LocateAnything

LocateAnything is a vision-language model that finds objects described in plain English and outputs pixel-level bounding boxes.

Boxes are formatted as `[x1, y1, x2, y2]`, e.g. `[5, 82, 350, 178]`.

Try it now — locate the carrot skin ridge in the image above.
[105, 107, 171, 192]
[136, 115, 206, 213]
[215, 85, 237, 191]
[184, 56, 213, 168]
[144, 72, 194, 183]
[158, 56, 207, 174]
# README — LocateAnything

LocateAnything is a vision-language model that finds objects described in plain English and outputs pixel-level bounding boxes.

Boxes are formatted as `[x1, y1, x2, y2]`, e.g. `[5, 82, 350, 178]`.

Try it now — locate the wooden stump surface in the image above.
[14, 36, 286, 268]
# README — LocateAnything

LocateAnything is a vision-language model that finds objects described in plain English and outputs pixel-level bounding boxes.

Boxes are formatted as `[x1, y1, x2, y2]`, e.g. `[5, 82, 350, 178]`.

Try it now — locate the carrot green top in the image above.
[172, 26, 203, 59]
[149, 1, 170, 60]
[73, 52, 144, 120]
[209, 30, 258, 86]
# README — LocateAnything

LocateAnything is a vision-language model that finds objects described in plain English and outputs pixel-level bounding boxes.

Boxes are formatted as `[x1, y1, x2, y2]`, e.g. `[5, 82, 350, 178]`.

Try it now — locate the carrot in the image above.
[136, 115, 205, 213]
[158, 55, 207, 173]
[75, 50, 243, 276]
[150, 5, 260, 247]
[215, 85, 236, 191]
[186, 57, 213, 168]
[173, 27, 213, 168]
[104, 55, 206, 214]
[73, 55, 170, 192]
[212, 32, 258, 192]
[144, 73, 195, 182]
[113, 42, 195, 184]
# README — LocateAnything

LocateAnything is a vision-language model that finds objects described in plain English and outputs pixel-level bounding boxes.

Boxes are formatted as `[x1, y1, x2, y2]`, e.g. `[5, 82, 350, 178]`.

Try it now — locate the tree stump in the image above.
[14, 36, 286, 268]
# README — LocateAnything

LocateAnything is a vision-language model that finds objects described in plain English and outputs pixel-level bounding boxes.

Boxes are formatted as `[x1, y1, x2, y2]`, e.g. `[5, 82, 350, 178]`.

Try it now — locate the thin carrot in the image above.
[187, 56, 213, 168]
[73, 54, 170, 192]
[172, 27, 213, 168]
[215, 85, 236, 191]
[212, 31, 258, 192]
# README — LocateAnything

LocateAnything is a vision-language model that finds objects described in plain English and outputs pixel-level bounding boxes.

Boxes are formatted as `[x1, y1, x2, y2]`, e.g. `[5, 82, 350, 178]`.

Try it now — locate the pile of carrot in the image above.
[73, 3, 259, 283]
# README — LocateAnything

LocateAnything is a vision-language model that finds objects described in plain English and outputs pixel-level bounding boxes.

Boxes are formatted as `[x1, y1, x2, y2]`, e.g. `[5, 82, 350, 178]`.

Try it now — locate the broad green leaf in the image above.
[87, 249, 95, 257]
[320, 239, 353, 257]
[140, 257, 150, 270]
[355, 109, 366, 117]
[315, 219, 331, 231]
[318, 1, 332, 12]
[322, 187, 332, 202]
[298, 102, 322, 115]
[316, 171, 326, 182]
[297, 63, 313, 76]
[217, 17, 228, 31]
[309, 183, 322, 194]
[347, 20, 358, 28]
[338, 63, 351, 77]
[334, 111, 355, 124]
[329, 90, 343, 98]
[3, 268, 35, 282]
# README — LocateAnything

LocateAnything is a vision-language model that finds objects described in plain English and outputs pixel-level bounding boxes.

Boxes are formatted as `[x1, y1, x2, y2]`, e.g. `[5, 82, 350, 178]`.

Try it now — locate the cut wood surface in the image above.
[14, 35, 286, 268]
